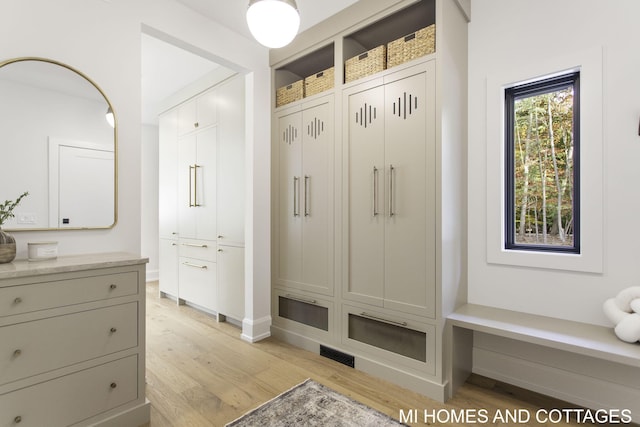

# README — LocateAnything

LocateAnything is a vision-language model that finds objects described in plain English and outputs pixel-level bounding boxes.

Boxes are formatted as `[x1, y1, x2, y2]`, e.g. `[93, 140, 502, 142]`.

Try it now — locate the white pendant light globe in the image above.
[247, 0, 300, 48]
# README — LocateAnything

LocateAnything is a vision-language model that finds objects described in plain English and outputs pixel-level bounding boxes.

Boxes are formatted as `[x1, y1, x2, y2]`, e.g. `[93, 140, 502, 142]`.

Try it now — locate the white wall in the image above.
[2, 0, 272, 341]
[141, 124, 159, 281]
[468, 0, 640, 327]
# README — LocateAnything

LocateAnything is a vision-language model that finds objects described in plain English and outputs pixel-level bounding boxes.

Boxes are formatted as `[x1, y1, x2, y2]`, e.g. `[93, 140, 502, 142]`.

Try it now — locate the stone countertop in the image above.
[0, 252, 148, 280]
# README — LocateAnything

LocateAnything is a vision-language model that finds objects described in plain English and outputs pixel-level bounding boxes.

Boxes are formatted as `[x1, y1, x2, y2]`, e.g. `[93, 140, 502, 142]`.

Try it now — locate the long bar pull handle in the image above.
[193, 164, 201, 207]
[188, 165, 195, 207]
[360, 312, 408, 327]
[181, 243, 208, 248]
[304, 175, 310, 217]
[293, 176, 300, 217]
[285, 294, 318, 305]
[182, 261, 207, 269]
[372, 166, 379, 216]
[389, 164, 395, 217]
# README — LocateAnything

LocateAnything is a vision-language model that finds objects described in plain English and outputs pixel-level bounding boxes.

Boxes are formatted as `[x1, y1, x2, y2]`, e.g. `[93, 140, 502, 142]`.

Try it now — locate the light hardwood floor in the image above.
[144, 281, 590, 426]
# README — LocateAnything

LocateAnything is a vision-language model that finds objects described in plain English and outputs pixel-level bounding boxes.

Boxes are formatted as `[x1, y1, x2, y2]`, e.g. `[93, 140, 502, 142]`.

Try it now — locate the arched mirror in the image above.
[0, 57, 117, 230]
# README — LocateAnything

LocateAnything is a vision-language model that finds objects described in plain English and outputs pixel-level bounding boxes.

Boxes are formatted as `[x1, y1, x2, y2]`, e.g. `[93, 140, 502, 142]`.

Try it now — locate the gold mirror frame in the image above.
[0, 57, 117, 231]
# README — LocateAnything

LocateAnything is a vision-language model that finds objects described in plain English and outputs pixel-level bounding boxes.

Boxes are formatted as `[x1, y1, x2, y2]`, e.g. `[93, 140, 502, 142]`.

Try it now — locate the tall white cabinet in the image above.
[159, 74, 245, 323]
[271, 0, 467, 402]
[276, 96, 334, 297]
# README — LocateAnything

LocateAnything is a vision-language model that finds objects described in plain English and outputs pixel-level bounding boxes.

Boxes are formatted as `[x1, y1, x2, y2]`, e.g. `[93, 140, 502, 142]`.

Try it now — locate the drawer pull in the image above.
[360, 312, 408, 327]
[14, 416, 22, 423]
[182, 262, 207, 269]
[110, 382, 117, 389]
[285, 294, 317, 305]
[181, 243, 208, 248]
[217, 235, 223, 239]
[13, 349, 22, 357]
[13, 297, 22, 304]
[109, 284, 117, 290]
[110, 327, 117, 333]
[218, 249, 223, 252]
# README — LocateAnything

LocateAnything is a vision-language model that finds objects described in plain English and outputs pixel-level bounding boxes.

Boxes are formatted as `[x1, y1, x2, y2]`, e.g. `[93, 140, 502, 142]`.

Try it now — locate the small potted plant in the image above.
[0, 191, 29, 263]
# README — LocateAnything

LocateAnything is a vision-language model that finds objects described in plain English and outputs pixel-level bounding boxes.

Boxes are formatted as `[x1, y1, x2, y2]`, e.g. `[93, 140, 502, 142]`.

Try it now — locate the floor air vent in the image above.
[320, 345, 355, 368]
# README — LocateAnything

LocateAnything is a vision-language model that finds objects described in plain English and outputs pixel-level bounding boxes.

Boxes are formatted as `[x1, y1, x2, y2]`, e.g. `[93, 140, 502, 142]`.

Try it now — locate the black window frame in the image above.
[504, 72, 580, 253]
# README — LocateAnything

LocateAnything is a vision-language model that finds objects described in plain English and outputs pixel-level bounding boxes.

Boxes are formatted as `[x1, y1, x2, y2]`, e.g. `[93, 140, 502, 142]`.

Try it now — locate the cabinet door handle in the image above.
[188, 165, 195, 207]
[360, 312, 407, 327]
[13, 349, 22, 357]
[181, 243, 208, 248]
[193, 164, 201, 207]
[110, 382, 118, 389]
[293, 176, 300, 217]
[372, 166, 379, 216]
[389, 164, 395, 217]
[304, 175, 310, 217]
[14, 416, 22, 424]
[285, 293, 318, 305]
[182, 261, 207, 269]
[109, 284, 117, 290]
[13, 297, 22, 304]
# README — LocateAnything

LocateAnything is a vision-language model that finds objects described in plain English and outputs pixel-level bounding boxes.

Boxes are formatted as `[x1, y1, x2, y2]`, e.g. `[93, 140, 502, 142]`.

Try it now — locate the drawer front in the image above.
[341, 304, 435, 376]
[272, 288, 334, 341]
[0, 271, 138, 318]
[0, 355, 138, 427]
[0, 302, 137, 385]
[179, 238, 216, 262]
[179, 257, 217, 312]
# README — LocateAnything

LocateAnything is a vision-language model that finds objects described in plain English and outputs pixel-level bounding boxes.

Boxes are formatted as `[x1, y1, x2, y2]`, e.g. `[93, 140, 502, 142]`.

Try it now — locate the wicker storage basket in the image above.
[344, 45, 386, 83]
[387, 24, 436, 69]
[276, 80, 304, 107]
[304, 67, 335, 97]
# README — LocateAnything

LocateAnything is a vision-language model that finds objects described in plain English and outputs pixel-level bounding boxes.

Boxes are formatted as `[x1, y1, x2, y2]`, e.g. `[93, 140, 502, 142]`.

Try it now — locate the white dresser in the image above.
[0, 253, 150, 427]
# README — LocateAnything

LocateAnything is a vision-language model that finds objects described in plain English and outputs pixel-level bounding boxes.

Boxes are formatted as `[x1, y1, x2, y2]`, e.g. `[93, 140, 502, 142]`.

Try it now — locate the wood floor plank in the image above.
[143, 282, 591, 426]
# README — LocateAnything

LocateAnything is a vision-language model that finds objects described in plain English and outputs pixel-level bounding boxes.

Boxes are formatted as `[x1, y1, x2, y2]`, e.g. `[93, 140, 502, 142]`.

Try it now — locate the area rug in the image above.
[225, 378, 408, 426]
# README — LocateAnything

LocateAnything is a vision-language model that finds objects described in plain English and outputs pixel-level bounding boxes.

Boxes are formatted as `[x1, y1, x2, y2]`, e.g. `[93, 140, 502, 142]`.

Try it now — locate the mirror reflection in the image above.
[0, 58, 116, 230]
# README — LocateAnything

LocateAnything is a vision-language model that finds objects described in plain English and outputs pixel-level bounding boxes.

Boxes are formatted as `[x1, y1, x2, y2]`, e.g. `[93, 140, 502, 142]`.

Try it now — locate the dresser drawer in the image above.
[0, 302, 137, 385]
[0, 355, 138, 427]
[178, 238, 216, 262]
[0, 271, 138, 317]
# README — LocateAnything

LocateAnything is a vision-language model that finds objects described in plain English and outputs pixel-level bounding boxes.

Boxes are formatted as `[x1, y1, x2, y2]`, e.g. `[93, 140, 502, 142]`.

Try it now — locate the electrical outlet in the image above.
[17, 213, 37, 224]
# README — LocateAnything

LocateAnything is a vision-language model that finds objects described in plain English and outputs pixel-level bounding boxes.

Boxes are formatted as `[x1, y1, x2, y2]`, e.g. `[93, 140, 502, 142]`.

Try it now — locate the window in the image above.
[504, 72, 580, 253]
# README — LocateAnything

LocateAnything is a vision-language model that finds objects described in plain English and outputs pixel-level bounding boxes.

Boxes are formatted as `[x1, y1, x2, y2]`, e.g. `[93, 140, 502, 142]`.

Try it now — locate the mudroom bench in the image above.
[447, 303, 640, 422]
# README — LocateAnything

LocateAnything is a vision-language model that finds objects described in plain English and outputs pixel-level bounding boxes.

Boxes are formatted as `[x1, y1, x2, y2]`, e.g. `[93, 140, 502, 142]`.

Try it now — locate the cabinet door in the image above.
[159, 110, 178, 239]
[217, 77, 245, 245]
[195, 126, 217, 241]
[177, 98, 198, 136]
[277, 111, 303, 285]
[345, 84, 385, 306]
[159, 238, 178, 298]
[178, 134, 197, 239]
[300, 100, 333, 294]
[383, 68, 436, 318]
[217, 245, 244, 321]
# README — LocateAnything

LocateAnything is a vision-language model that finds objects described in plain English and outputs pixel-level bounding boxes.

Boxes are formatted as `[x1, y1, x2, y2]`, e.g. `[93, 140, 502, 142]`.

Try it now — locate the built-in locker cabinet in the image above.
[159, 238, 178, 298]
[159, 109, 179, 240]
[276, 96, 334, 296]
[344, 62, 436, 318]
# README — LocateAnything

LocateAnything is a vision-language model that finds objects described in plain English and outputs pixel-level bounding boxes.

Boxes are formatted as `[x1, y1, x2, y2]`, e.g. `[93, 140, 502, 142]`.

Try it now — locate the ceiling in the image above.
[141, 0, 359, 125]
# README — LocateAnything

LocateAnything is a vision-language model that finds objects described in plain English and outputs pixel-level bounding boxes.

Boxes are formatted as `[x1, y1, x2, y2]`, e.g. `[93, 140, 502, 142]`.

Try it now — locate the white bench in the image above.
[447, 304, 640, 422]
[447, 303, 640, 369]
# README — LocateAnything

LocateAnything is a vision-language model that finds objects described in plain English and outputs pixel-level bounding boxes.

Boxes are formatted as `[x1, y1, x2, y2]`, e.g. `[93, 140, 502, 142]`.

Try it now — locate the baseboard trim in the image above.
[241, 315, 272, 343]
[271, 325, 448, 402]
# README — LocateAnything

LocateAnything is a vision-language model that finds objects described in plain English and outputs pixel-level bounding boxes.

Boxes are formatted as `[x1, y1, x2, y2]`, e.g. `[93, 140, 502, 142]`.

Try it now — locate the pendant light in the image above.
[246, 0, 300, 48]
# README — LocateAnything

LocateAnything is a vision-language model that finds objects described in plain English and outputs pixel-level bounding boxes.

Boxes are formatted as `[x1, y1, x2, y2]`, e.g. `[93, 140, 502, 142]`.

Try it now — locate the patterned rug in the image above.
[225, 379, 408, 426]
